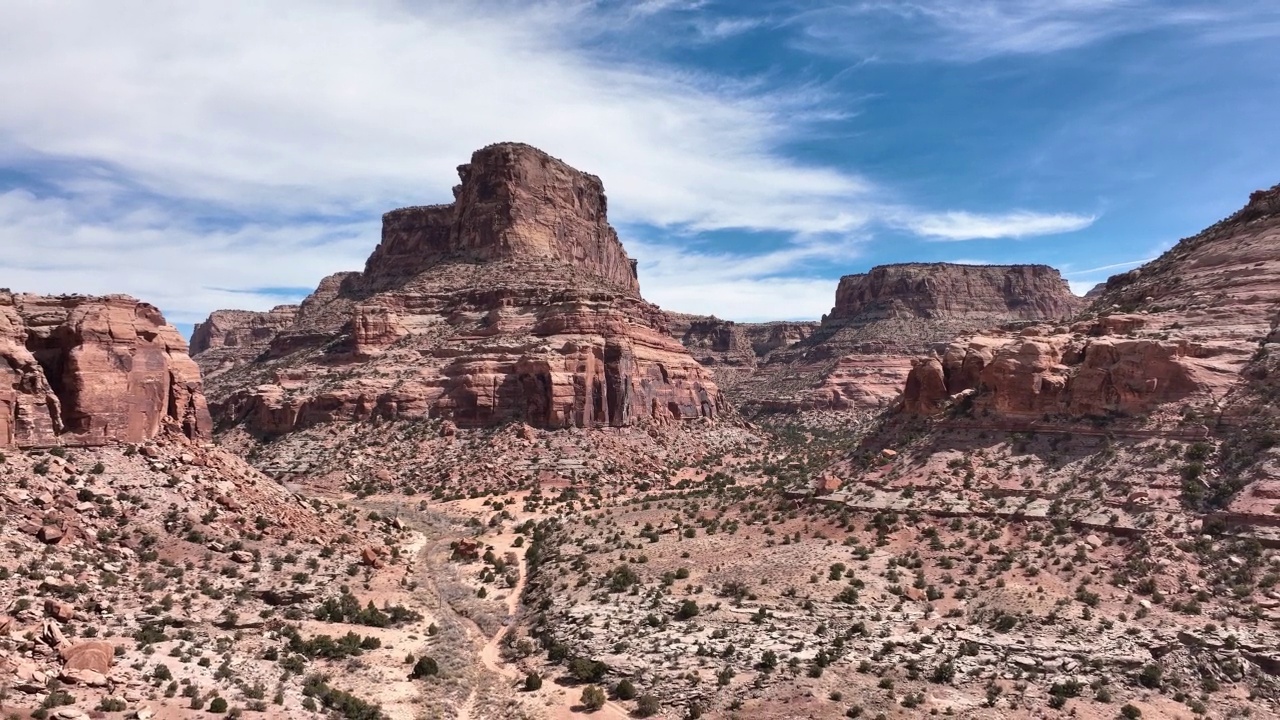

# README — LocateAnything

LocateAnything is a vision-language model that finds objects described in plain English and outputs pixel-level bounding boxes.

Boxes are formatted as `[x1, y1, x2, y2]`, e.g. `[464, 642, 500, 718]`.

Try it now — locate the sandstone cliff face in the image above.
[665, 313, 817, 370]
[901, 316, 1248, 418]
[189, 305, 299, 378]
[360, 143, 638, 295]
[823, 263, 1082, 343]
[1095, 184, 1280, 344]
[195, 144, 718, 435]
[1, 292, 212, 448]
[728, 263, 1082, 414]
[902, 186, 1280, 422]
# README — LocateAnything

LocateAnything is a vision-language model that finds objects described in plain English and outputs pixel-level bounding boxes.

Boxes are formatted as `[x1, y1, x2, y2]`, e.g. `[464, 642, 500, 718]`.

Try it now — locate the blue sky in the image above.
[1, 1, 1278, 340]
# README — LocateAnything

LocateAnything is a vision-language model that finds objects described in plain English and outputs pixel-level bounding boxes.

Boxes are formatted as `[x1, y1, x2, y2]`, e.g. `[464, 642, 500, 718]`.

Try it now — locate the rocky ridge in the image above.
[723, 263, 1083, 414]
[1, 291, 211, 449]
[664, 312, 817, 384]
[194, 144, 721, 436]
[902, 187, 1280, 423]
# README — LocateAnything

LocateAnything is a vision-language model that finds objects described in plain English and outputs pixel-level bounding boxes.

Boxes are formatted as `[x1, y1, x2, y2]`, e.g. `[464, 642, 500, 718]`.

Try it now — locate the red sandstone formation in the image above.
[189, 305, 299, 378]
[902, 185, 1280, 420]
[194, 144, 719, 434]
[361, 143, 638, 295]
[0, 291, 211, 448]
[821, 263, 1082, 345]
[664, 313, 817, 390]
[727, 263, 1082, 414]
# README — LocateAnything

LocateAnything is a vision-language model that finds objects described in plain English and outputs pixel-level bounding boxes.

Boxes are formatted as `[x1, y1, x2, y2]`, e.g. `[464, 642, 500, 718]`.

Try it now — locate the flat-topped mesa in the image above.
[830, 263, 1081, 325]
[727, 263, 1082, 415]
[1, 291, 211, 448]
[363, 143, 640, 294]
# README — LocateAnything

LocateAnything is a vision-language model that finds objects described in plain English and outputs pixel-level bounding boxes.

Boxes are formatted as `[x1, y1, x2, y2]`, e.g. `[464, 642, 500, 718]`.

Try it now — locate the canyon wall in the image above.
[902, 184, 1280, 422]
[1, 292, 212, 448]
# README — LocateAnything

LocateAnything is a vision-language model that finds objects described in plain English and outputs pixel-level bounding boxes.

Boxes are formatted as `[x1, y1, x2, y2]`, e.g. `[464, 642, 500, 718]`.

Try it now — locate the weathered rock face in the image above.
[1, 292, 212, 448]
[1095, 183, 1280, 343]
[903, 318, 1247, 418]
[726, 263, 1082, 414]
[194, 145, 718, 435]
[190, 306, 300, 355]
[361, 143, 639, 295]
[189, 305, 299, 379]
[825, 263, 1082, 338]
[903, 185, 1280, 422]
[351, 305, 408, 357]
[665, 313, 817, 370]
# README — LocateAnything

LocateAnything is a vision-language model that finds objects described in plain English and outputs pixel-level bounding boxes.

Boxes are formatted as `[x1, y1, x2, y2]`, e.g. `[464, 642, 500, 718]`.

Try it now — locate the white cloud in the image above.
[0, 1, 869, 230]
[631, 0, 709, 17]
[628, 237, 848, 321]
[1068, 280, 1099, 296]
[892, 210, 1096, 241]
[794, 0, 1280, 61]
[0, 189, 373, 326]
[0, 0, 1095, 326]
[694, 17, 766, 40]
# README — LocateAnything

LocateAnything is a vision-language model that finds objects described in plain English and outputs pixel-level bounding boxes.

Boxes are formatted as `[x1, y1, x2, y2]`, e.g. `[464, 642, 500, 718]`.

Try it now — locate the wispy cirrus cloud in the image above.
[790, 0, 1280, 61]
[890, 210, 1097, 241]
[0, 0, 1101, 326]
[0, 189, 373, 327]
[628, 235, 848, 320]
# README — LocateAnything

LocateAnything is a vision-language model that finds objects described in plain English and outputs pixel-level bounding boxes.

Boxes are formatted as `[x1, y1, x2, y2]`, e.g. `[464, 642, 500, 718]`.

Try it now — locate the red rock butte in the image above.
[825, 263, 1081, 336]
[193, 143, 720, 433]
[363, 142, 639, 295]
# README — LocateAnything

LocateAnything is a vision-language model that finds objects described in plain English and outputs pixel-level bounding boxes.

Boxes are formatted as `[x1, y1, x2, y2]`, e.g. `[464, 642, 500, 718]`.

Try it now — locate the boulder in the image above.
[44, 599, 75, 623]
[60, 641, 114, 676]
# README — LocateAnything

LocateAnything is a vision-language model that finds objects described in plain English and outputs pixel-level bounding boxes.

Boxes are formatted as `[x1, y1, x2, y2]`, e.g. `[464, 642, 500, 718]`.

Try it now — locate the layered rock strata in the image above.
[731, 264, 1083, 413]
[903, 185, 1280, 421]
[1, 292, 211, 448]
[664, 313, 817, 389]
[194, 144, 719, 435]
[189, 305, 299, 379]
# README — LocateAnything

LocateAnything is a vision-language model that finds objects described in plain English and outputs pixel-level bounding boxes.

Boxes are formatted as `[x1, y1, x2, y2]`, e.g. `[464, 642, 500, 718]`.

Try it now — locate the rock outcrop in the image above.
[821, 263, 1082, 347]
[1, 292, 212, 448]
[360, 143, 639, 295]
[727, 263, 1083, 414]
[665, 313, 817, 383]
[901, 317, 1247, 417]
[189, 305, 299, 378]
[194, 144, 719, 435]
[902, 185, 1280, 421]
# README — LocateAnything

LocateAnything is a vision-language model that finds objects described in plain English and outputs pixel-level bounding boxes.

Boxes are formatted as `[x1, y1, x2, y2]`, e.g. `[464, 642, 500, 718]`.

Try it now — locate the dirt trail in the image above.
[457, 689, 477, 720]
[404, 498, 631, 720]
[477, 531, 527, 679]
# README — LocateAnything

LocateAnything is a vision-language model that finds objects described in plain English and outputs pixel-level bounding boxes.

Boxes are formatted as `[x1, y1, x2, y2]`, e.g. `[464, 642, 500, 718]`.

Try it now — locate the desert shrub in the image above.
[675, 600, 700, 620]
[568, 657, 607, 683]
[410, 656, 438, 679]
[581, 685, 606, 711]
[635, 694, 660, 716]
